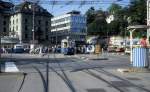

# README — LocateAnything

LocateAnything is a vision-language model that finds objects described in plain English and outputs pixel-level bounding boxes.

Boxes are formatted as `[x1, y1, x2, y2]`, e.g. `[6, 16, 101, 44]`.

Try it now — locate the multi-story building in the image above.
[0, 1, 14, 37]
[51, 11, 87, 45]
[9, 1, 53, 44]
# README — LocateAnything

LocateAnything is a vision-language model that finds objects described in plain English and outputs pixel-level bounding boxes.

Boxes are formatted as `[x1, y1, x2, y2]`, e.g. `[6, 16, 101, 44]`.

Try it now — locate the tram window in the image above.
[64, 42, 67, 47]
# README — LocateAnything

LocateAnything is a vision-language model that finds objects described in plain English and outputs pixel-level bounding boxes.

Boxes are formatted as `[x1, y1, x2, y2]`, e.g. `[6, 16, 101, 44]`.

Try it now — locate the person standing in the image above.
[140, 35, 148, 47]
[139, 35, 149, 67]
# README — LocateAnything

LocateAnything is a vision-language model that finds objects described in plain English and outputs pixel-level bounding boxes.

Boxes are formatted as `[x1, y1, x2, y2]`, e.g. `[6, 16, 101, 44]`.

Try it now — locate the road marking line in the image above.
[5, 62, 19, 72]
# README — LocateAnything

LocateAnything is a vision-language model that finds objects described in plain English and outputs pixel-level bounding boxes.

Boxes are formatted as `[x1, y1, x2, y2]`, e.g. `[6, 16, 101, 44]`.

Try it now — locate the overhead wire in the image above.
[5, 0, 129, 5]
[5, 0, 130, 14]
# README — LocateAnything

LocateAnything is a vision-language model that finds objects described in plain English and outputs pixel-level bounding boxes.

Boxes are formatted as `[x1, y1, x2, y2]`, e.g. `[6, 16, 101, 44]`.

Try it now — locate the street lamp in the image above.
[30, 2, 36, 52]
[32, 2, 35, 44]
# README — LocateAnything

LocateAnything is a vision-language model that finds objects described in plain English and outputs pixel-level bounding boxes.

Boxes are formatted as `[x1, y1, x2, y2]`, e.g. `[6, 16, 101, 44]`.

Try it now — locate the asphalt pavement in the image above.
[0, 53, 150, 92]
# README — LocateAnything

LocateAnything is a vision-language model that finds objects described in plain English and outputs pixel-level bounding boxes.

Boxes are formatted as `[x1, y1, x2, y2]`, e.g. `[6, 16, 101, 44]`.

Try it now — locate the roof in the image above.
[67, 10, 80, 15]
[0, 0, 14, 14]
[14, 1, 53, 17]
[0, 0, 14, 9]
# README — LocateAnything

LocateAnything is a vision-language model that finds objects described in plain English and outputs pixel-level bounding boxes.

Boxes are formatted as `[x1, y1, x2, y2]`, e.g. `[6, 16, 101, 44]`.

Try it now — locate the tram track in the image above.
[32, 60, 77, 92]
[51, 54, 77, 92]
[15, 55, 77, 92]
[15, 54, 150, 92]
[69, 57, 150, 92]
[17, 73, 27, 92]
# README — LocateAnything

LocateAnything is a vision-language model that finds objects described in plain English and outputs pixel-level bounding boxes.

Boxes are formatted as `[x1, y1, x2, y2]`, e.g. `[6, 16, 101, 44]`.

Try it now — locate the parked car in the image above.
[108, 46, 117, 52]
[125, 47, 131, 54]
[115, 47, 125, 52]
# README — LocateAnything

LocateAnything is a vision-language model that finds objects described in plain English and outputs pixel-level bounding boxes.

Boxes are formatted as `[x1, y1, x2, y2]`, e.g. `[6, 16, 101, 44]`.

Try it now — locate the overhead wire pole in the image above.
[30, 0, 39, 53]
[32, 2, 35, 50]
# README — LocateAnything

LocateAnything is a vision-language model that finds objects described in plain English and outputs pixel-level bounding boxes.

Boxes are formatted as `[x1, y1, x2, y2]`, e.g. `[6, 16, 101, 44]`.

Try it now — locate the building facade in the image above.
[51, 11, 87, 45]
[0, 1, 14, 37]
[9, 2, 53, 44]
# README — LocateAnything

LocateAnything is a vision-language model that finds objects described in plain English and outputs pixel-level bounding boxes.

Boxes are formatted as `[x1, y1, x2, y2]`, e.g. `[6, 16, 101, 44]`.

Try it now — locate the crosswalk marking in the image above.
[5, 62, 19, 72]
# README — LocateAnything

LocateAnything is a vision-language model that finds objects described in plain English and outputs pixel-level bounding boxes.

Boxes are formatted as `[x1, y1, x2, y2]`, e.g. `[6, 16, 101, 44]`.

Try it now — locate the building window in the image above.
[16, 26, 18, 31]
[38, 20, 41, 25]
[38, 27, 41, 31]
[46, 35, 48, 40]
[16, 19, 18, 23]
[45, 28, 48, 33]
[25, 34, 28, 39]
[10, 21, 11, 25]
[3, 21, 6, 25]
[25, 18, 28, 23]
[45, 21, 48, 26]
[13, 20, 14, 24]
[13, 27, 14, 31]
[3, 27, 6, 32]
[4, 16, 7, 19]
[25, 26, 28, 30]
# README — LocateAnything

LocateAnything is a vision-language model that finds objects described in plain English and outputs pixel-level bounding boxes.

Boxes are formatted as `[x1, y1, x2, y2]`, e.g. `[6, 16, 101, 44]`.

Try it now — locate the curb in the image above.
[117, 68, 150, 73]
[88, 58, 109, 60]
[0, 72, 26, 76]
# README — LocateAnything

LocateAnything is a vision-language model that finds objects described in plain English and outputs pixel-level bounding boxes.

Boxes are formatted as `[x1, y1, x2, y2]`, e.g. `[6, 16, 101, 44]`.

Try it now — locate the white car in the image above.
[125, 47, 131, 54]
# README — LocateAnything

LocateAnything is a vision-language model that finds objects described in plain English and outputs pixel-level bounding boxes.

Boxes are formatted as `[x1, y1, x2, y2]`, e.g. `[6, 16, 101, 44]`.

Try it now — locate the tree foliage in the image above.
[85, 7, 96, 25]
[86, 9, 107, 36]
[128, 0, 146, 25]
[85, 0, 146, 38]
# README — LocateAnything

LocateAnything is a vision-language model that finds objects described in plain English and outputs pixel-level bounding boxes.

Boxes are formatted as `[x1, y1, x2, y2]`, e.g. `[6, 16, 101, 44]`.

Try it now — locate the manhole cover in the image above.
[87, 88, 106, 92]
[111, 81, 134, 87]
[126, 77, 141, 80]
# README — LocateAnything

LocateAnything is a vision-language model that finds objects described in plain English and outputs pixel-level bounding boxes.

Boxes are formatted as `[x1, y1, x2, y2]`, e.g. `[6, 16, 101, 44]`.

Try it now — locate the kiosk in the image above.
[127, 25, 149, 68]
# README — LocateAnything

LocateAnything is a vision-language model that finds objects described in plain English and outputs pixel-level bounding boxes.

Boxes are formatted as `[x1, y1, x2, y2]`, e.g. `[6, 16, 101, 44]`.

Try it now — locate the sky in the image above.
[7, 0, 130, 16]
[40, 0, 130, 16]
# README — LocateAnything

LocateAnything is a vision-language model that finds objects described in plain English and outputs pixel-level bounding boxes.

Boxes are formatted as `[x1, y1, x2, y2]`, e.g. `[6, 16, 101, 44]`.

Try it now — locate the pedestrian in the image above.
[140, 35, 148, 48]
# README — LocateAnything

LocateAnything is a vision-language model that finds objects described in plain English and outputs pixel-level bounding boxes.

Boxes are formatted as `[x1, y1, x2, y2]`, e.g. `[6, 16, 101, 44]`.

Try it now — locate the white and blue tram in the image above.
[61, 39, 75, 55]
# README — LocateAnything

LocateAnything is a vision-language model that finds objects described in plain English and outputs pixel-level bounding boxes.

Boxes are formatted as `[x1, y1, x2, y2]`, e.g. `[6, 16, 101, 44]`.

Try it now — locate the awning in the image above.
[1, 36, 19, 44]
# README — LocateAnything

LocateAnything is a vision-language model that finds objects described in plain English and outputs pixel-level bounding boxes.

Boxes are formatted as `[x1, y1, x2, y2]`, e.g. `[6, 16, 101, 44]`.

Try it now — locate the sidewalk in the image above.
[0, 73, 25, 92]
[104, 68, 150, 91]
[75, 53, 150, 91]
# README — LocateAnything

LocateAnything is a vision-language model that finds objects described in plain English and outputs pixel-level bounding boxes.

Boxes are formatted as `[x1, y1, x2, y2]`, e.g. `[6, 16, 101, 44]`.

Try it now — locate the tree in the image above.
[85, 7, 96, 25]
[87, 10, 107, 36]
[107, 3, 128, 36]
[127, 0, 147, 38]
[128, 0, 146, 25]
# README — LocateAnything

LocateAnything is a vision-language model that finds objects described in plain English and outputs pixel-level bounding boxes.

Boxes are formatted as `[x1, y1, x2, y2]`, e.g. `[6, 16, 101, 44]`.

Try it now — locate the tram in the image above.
[61, 39, 75, 55]
[14, 43, 30, 53]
